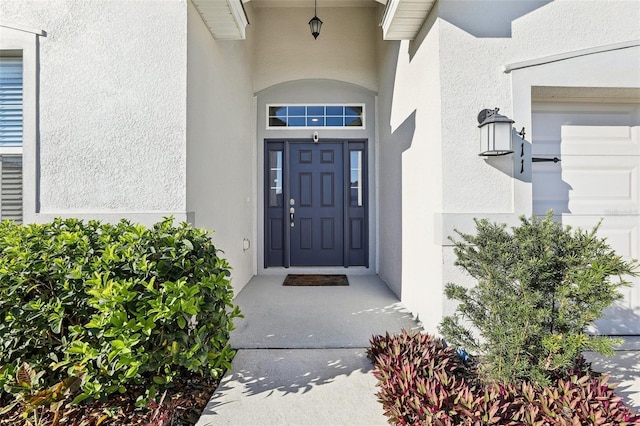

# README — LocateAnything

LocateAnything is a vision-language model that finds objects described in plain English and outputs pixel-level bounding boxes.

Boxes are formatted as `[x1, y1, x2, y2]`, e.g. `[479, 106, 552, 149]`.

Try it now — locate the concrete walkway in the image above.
[196, 275, 640, 425]
[196, 274, 421, 426]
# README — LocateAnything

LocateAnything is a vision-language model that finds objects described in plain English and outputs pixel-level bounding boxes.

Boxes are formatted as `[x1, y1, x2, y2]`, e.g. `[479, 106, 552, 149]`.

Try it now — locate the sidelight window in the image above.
[268, 149, 283, 207]
[350, 150, 363, 207]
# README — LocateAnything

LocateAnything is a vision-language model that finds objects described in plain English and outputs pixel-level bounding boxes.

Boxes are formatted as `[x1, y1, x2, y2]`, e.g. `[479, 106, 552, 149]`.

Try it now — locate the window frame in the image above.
[1, 24, 43, 222]
[266, 103, 366, 130]
[0, 53, 24, 154]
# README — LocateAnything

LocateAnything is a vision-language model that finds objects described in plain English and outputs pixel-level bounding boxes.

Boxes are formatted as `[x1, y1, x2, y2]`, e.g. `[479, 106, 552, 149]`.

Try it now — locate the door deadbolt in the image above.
[289, 199, 295, 227]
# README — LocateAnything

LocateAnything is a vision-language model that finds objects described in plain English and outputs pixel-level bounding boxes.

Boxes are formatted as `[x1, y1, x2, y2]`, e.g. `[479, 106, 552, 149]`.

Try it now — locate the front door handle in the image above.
[289, 198, 295, 227]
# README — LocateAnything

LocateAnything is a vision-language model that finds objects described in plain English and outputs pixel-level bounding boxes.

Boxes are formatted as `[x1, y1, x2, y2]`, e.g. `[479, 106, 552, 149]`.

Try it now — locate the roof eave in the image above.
[381, 0, 435, 40]
[192, 0, 249, 40]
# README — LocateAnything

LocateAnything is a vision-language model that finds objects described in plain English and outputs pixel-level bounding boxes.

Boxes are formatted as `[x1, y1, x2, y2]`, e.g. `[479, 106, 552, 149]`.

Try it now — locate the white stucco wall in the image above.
[375, 38, 404, 297]
[0, 1, 188, 224]
[434, 0, 640, 329]
[186, 1, 256, 293]
[376, 9, 444, 330]
[252, 6, 378, 93]
[377, 0, 640, 332]
[438, 0, 640, 215]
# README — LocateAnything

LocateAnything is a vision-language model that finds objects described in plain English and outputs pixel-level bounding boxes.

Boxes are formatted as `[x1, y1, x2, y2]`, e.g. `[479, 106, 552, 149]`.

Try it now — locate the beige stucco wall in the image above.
[0, 0, 188, 223]
[252, 5, 378, 93]
[250, 4, 380, 275]
[186, 2, 256, 293]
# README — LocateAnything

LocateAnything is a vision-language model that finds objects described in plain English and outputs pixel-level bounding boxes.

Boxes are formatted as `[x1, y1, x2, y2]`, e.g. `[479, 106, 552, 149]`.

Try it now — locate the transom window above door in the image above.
[267, 104, 364, 129]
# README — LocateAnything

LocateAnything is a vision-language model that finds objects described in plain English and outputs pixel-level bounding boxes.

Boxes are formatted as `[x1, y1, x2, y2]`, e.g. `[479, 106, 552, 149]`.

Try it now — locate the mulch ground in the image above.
[0, 373, 219, 426]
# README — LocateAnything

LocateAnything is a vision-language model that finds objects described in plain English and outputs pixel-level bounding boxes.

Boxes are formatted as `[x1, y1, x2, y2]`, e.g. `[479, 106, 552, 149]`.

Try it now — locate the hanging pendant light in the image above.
[309, 0, 322, 39]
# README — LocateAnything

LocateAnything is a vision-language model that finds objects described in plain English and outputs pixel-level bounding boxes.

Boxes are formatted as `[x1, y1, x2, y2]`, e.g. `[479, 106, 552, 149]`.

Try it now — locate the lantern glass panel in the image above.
[494, 121, 513, 152]
[479, 122, 494, 153]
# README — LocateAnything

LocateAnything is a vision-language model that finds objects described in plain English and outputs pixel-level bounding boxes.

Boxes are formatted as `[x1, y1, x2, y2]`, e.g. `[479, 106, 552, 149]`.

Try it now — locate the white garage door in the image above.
[532, 102, 640, 335]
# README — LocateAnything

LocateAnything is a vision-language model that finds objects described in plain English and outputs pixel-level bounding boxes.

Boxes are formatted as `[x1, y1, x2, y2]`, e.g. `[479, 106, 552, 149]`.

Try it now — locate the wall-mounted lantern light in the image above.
[478, 108, 514, 156]
[309, 0, 322, 39]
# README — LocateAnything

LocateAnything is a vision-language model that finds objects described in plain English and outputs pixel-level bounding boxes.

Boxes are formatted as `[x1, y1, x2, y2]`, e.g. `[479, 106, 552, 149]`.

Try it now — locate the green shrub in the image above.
[368, 330, 640, 425]
[0, 217, 240, 404]
[439, 213, 637, 385]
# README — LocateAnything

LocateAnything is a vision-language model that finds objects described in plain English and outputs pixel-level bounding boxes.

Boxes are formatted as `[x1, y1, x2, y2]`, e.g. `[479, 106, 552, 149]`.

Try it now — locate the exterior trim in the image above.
[263, 138, 369, 268]
[0, 23, 46, 37]
[0, 26, 39, 223]
[503, 40, 640, 74]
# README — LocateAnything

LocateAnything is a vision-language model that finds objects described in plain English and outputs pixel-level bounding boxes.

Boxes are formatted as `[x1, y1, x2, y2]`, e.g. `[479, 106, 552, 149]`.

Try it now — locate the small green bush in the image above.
[368, 330, 640, 426]
[439, 213, 637, 385]
[0, 217, 240, 404]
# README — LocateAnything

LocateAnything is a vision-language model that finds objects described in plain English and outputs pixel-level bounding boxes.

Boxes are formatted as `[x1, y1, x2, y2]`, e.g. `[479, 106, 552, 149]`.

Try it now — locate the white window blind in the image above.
[0, 56, 23, 223]
[0, 57, 23, 148]
[0, 156, 22, 223]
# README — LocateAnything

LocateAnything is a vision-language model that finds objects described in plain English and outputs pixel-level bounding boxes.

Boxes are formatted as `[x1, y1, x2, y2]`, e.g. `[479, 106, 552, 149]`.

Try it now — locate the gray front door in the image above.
[290, 142, 344, 266]
[264, 140, 368, 267]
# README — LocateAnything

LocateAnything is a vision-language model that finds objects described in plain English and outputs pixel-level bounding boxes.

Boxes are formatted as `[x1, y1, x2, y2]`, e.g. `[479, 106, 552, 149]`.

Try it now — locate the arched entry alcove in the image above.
[256, 79, 377, 273]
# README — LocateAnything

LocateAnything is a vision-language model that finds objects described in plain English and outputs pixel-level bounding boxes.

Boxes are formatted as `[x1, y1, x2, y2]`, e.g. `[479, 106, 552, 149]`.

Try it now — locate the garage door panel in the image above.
[561, 125, 639, 156]
[563, 157, 638, 214]
[533, 158, 639, 215]
[560, 214, 640, 335]
[559, 215, 638, 259]
[533, 102, 640, 335]
[594, 289, 640, 335]
[532, 103, 639, 126]
[532, 127, 639, 157]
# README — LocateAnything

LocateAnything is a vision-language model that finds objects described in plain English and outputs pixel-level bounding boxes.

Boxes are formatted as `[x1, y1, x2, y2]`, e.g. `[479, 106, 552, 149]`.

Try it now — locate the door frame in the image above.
[264, 138, 369, 268]
[254, 79, 378, 274]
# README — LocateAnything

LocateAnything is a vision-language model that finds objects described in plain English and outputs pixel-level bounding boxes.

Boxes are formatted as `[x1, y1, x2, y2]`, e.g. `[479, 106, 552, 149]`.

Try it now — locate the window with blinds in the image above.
[0, 55, 23, 223]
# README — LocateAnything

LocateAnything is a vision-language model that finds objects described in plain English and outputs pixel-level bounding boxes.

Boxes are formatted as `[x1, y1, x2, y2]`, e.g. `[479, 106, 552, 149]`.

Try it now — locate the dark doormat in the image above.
[283, 274, 349, 286]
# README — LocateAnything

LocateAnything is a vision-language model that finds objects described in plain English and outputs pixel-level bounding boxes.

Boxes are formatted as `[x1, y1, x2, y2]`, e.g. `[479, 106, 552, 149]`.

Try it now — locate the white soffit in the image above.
[192, 0, 249, 40]
[245, 0, 384, 7]
[381, 0, 435, 40]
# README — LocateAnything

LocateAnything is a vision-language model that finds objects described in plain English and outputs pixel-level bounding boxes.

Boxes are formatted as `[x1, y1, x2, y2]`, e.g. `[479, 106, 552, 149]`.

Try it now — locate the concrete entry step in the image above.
[197, 274, 420, 425]
[229, 274, 421, 349]
[196, 348, 387, 426]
